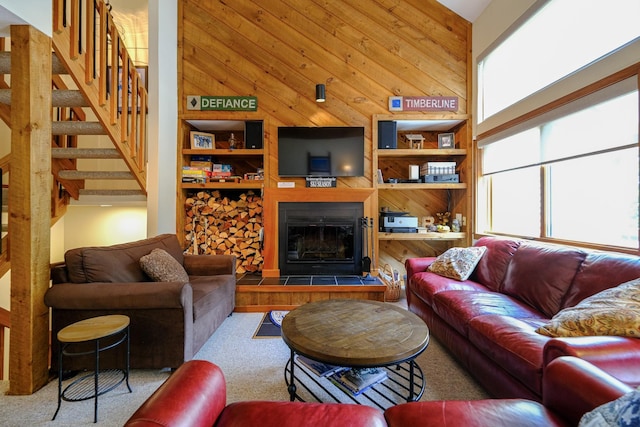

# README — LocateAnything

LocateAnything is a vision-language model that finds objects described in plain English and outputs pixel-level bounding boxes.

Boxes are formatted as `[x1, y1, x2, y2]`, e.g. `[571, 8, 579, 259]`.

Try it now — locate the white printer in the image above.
[380, 211, 418, 233]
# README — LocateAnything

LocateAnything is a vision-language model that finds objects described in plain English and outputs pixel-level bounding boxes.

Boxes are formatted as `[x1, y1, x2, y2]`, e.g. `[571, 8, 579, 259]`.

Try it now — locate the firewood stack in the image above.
[184, 190, 263, 274]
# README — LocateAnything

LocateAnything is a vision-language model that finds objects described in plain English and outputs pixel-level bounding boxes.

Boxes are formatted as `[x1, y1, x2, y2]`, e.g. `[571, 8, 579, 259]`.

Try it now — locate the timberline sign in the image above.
[388, 96, 458, 112]
[187, 95, 258, 111]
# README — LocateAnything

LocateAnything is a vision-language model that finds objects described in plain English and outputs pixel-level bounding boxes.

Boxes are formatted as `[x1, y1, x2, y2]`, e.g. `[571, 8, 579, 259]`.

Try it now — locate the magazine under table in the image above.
[284, 350, 425, 410]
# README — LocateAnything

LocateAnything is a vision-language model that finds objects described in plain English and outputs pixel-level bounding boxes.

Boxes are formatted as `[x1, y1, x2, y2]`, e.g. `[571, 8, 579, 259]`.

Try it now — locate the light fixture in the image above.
[315, 84, 326, 103]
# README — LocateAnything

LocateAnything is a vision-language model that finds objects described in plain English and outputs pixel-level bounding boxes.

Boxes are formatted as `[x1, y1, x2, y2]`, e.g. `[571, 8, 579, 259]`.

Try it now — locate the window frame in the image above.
[474, 66, 640, 255]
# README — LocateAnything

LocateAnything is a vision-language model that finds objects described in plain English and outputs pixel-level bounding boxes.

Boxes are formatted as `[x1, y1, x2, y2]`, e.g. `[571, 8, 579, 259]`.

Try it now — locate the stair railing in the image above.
[51, 0, 147, 192]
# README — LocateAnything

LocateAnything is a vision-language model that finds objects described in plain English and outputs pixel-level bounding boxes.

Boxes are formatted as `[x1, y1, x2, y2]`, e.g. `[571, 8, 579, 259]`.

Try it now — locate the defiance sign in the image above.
[187, 95, 258, 111]
[388, 96, 458, 112]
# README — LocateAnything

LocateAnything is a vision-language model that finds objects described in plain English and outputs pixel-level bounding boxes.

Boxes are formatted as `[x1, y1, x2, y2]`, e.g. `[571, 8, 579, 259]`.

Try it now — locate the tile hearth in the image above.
[237, 274, 383, 286]
[234, 274, 388, 312]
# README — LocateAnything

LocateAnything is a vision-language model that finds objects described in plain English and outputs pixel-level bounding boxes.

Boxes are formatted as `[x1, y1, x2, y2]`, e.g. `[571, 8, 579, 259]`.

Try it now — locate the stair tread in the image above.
[52, 148, 121, 159]
[58, 170, 134, 179]
[52, 121, 106, 135]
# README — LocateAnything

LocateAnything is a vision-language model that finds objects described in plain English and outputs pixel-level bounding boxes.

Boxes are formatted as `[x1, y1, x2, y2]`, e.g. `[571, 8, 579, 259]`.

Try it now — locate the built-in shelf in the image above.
[377, 148, 466, 157]
[378, 232, 466, 241]
[181, 180, 264, 190]
[377, 183, 467, 190]
[182, 149, 264, 156]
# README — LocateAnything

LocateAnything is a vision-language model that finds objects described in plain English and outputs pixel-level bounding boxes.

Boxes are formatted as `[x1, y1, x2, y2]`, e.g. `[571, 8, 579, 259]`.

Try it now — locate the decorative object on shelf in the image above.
[228, 133, 238, 149]
[438, 132, 455, 149]
[190, 131, 215, 149]
[451, 218, 461, 232]
[315, 84, 326, 102]
[379, 263, 401, 302]
[436, 211, 451, 225]
[436, 212, 451, 232]
[405, 134, 425, 149]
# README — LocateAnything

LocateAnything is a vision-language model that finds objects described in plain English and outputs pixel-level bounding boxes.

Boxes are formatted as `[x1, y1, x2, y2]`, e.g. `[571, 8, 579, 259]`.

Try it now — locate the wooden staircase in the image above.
[2, 0, 147, 195]
[0, 0, 148, 271]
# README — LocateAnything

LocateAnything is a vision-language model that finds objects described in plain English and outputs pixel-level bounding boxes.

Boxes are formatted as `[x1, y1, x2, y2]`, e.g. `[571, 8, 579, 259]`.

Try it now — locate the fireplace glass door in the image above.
[279, 202, 363, 275]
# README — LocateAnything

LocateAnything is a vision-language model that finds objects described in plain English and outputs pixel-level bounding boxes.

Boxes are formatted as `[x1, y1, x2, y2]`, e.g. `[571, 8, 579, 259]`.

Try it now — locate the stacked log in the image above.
[184, 190, 263, 274]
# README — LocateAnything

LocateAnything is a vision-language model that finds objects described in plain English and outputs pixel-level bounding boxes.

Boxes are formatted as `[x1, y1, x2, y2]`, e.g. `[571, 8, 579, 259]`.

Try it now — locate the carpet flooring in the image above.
[0, 297, 489, 426]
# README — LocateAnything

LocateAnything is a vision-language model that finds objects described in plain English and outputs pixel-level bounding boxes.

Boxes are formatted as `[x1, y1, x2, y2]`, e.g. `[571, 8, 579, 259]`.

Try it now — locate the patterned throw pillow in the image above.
[579, 388, 640, 427]
[140, 248, 190, 283]
[427, 246, 487, 281]
[536, 278, 640, 338]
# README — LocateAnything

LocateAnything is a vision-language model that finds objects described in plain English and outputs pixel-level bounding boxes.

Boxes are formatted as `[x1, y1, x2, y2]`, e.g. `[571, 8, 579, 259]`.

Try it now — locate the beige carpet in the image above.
[0, 297, 488, 426]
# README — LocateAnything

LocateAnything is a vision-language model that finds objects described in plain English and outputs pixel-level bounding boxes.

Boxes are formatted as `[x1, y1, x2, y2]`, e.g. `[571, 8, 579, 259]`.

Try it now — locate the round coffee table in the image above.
[281, 299, 429, 408]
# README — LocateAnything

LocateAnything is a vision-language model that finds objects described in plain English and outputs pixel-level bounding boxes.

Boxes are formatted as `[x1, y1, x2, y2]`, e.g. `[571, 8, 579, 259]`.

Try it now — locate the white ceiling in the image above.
[437, 0, 491, 22]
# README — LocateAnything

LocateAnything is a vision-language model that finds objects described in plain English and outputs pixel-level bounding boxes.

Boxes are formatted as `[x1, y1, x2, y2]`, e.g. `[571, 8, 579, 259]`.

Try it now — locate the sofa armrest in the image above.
[544, 336, 640, 387]
[405, 257, 435, 282]
[44, 281, 193, 310]
[125, 360, 226, 427]
[183, 254, 236, 276]
[543, 356, 632, 425]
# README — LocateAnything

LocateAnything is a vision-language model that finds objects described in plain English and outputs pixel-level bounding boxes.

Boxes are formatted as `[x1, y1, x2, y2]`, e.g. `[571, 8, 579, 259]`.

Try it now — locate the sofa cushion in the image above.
[579, 388, 640, 427]
[385, 399, 565, 427]
[409, 271, 489, 307]
[428, 246, 487, 281]
[468, 315, 550, 396]
[471, 236, 522, 291]
[432, 290, 544, 337]
[190, 275, 236, 321]
[65, 234, 185, 283]
[502, 242, 587, 317]
[140, 248, 190, 283]
[561, 251, 640, 310]
[536, 278, 640, 338]
[216, 401, 387, 427]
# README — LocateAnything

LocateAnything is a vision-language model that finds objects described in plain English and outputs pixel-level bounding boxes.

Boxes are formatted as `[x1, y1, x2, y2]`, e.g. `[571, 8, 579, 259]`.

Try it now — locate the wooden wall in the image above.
[178, 0, 471, 273]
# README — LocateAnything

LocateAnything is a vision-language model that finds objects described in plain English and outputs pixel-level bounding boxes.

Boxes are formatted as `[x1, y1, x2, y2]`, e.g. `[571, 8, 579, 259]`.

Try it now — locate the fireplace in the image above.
[278, 202, 363, 275]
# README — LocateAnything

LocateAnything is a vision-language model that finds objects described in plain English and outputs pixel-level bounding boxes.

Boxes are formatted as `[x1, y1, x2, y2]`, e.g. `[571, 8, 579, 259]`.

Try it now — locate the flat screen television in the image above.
[278, 127, 365, 177]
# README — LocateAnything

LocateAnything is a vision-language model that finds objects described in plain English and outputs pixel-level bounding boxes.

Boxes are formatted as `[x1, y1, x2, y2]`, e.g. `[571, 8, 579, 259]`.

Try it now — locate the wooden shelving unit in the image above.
[374, 114, 472, 264]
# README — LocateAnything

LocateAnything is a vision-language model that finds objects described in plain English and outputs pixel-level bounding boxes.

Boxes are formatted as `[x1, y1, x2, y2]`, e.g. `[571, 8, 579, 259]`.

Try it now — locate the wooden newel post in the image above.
[8, 25, 52, 395]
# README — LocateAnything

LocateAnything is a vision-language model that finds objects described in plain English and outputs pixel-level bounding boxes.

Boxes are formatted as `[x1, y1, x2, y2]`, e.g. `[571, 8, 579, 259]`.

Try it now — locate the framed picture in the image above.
[438, 132, 455, 149]
[190, 131, 215, 149]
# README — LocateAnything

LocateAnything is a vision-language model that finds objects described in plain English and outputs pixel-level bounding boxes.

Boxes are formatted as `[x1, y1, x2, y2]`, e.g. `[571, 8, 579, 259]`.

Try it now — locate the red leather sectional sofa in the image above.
[124, 357, 632, 426]
[405, 235, 640, 401]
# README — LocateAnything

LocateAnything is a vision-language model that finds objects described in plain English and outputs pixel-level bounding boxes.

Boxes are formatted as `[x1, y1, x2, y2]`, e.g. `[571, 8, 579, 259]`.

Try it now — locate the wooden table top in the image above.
[281, 299, 429, 367]
[57, 315, 130, 343]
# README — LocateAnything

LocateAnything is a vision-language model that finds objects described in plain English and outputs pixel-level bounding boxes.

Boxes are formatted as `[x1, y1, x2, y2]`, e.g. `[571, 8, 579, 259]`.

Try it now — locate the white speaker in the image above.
[409, 165, 419, 180]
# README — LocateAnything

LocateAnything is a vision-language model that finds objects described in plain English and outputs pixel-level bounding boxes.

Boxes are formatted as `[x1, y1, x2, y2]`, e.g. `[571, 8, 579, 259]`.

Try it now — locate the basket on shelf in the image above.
[379, 264, 401, 302]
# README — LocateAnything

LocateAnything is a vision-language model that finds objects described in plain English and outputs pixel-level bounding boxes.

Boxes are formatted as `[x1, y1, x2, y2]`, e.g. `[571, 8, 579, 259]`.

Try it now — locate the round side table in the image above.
[52, 314, 132, 423]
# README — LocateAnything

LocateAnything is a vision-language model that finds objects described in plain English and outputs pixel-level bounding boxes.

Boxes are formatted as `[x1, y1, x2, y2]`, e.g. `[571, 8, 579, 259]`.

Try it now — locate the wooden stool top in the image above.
[58, 315, 130, 343]
[281, 299, 429, 367]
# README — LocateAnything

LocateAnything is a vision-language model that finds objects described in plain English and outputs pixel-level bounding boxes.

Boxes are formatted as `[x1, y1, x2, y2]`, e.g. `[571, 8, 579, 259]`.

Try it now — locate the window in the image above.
[478, 79, 639, 249]
[478, 0, 640, 122]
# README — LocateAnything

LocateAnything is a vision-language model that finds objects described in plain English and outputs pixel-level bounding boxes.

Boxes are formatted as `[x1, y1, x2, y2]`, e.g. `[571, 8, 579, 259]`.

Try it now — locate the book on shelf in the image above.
[295, 355, 345, 378]
[329, 367, 388, 396]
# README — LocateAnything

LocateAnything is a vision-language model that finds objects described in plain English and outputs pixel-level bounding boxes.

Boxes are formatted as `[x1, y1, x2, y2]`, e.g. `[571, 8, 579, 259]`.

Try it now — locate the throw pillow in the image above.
[536, 278, 640, 338]
[579, 388, 640, 427]
[427, 246, 487, 281]
[140, 248, 190, 283]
